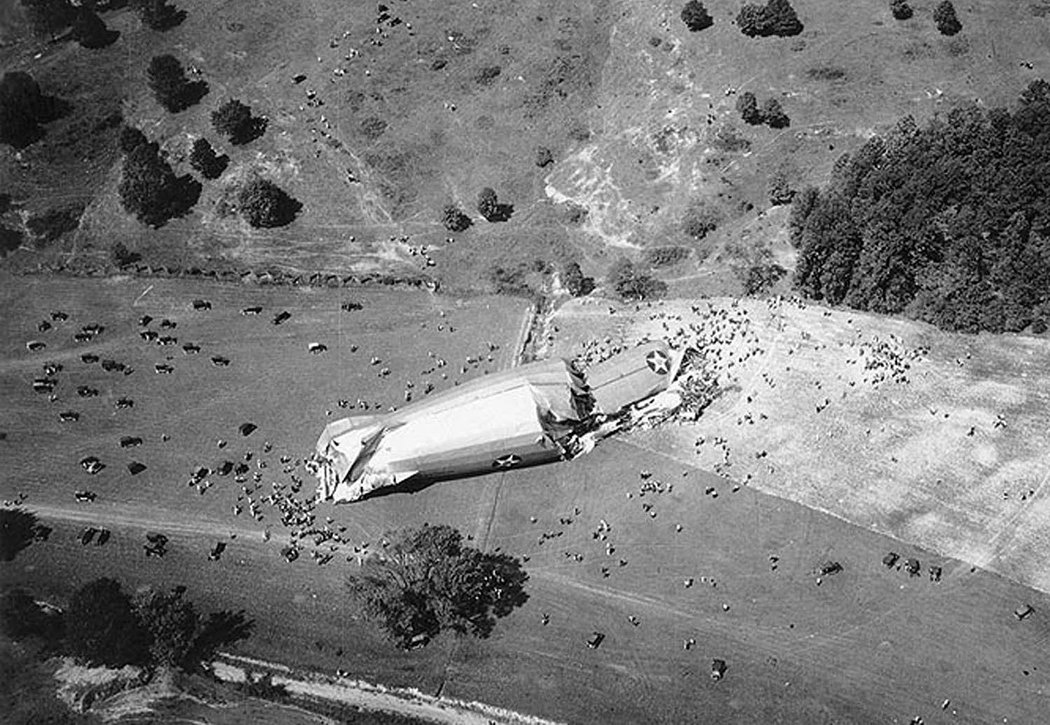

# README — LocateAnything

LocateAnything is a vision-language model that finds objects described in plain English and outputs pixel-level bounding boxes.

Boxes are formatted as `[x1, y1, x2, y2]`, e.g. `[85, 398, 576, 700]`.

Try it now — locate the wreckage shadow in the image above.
[356, 460, 554, 503]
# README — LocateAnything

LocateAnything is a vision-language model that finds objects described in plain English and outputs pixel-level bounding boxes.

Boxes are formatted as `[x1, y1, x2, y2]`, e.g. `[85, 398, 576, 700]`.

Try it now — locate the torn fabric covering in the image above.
[586, 340, 679, 415]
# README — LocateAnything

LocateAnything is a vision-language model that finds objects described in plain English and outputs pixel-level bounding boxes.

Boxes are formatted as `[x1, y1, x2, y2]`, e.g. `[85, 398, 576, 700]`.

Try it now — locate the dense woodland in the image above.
[791, 80, 1050, 334]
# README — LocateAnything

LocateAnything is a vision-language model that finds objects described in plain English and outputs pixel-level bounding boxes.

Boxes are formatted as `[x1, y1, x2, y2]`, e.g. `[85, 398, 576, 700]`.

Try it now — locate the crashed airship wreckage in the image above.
[308, 341, 694, 503]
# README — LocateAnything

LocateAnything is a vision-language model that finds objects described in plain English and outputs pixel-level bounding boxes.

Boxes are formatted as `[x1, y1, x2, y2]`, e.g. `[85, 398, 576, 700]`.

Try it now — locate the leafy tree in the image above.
[736, 0, 802, 38]
[0, 71, 67, 149]
[65, 578, 151, 667]
[133, 586, 200, 670]
[760, 97, 790, 128]
[767, 171, 795, 205]
[744, 263, 787, 295]
[607, 259, 668, 301]
[561, 261, 595, 296]
[681, 199, 720, 240]
[0, 508, 38, 562]
[118, 124, 150, 154]
[71, 6, 117, 48]
[476, 187, 499, 221]
[347, 524, 528, 647]
[189, 137, 228, 179]
[680, 1, 713, 32]
[211, 99, 265, 145]
[787, 185, 819, 245]
[890, 0, 913, 20]
[933, 0, 961, 36]
[793, 82, 1050, 332]
[20, 0, 74, 41]
[767, 0, 804, 36]
[132, 0, 184, 31]
[118, 142, 200, 227]
[440, 203, 472, 232]
[237, 178, 300, 228]
[148, 55, 187, 112]
[736, 92, 762, 125]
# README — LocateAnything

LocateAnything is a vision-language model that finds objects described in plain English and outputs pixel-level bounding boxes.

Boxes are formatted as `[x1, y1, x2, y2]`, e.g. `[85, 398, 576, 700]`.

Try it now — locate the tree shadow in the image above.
[175, 80, 209, 111]
[0, 508, 39, 562]
[184, 609, 254, 669]
[231, 117, 268, 146]
[81, 28, 120, 49]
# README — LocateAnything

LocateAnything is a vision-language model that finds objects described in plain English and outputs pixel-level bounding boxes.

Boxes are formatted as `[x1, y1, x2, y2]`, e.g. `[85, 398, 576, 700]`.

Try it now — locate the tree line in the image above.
[791, 80, 1050, 333]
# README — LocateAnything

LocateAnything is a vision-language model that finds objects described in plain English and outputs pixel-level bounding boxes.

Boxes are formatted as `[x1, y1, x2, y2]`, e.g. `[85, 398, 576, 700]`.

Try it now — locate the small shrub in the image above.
[891, 0, 913, 20]
[561, 261, 595, 296]
[681, 200, 720, 240]
[806, 66, 846, 81]
[933, 0, 961, 35]
[359, 116, 387, 140]
[760, 98, 790, 129]
[440, 203, 472, 232]
[607, 259, 667, 301]
[767, 171, 795, 205]
[737, 0, 803, 38]
[535, 146, 554, 167]
[474, 65, 502, 86]
[743, 263, 787, 294]
[111, 241, 140, 267]
[21, 0, 75, 41]
[477, 187, 499, 220]
[644, 246, 690, 268]
[736, 92, 763, 125]
[132, 0, 185, 31]
[680, 1, 714, 32]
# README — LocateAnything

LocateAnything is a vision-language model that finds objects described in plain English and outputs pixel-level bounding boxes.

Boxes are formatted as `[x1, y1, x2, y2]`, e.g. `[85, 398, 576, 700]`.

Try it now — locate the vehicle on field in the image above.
[209, 542, 226, 560]
[272, 311, 292, 325]
[192, 299, 212, 311]
[74, 489, 97, 502]
[587, 632, 605, 649]
[711, 659, 728, 681]
[1014, 604, 1034, 620]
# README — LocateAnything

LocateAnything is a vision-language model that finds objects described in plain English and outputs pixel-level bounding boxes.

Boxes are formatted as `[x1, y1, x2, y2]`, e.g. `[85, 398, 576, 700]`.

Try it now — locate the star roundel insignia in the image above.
[493, 454, 523, 469]
[646, 350, 671, 375]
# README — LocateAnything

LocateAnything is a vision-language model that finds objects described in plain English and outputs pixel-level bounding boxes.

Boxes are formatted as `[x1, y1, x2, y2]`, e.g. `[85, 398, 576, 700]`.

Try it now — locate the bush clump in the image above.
[148, 55, 208, 113]
[891, 0, 913, 20]
[736, 0, 803, 38]
[608, 259, 668, 301]
[735, 91, 790, 128]
[237, 178, 301, 228]
[118, 137, 200, 227]
[0, 71, 69, 149]
[680, 1, 714, 32]
[933, 0, 961, 35]
[440, 203, 472, 232]
[644, 246, 691, 268]
[681, 200, 721, 240]
[211, 99, 266, 145]
[561, 261, 595, 296]
[793, 81, 1050, 333]
[188, 138, 228, 179]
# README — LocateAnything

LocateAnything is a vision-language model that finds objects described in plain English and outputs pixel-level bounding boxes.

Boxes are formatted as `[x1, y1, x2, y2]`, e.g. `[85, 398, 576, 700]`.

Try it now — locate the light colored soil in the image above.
[552, 295, 1050, 593]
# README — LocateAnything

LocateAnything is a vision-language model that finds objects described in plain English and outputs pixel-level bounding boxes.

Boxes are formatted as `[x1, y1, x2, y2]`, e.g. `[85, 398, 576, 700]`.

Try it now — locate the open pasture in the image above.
[2, 277, 1050, 723]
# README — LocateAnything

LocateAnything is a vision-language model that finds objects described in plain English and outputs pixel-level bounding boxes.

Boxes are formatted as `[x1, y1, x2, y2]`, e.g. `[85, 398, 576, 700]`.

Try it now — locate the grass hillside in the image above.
[2, 0, 1048, 293]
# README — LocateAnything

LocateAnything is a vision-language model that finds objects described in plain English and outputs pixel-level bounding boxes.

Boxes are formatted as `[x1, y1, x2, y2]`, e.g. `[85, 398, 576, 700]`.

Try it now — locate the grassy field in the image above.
[4, 1, 1047, 294]
[3, 275, 1050, 724]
